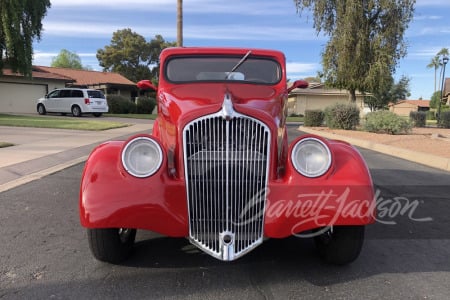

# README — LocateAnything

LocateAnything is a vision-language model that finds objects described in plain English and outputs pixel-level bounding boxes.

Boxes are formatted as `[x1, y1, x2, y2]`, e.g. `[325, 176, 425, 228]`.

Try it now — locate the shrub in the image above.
[136, 97, 157, 114]
[304, 110, 324, 127]
[439, 111, 450, 128]
[364, 111, 412, 134]
[426, 110, 436, 120]
[107, 95, 136, 114]
[409, 111, 426, 127]
[324, 103, 360, 130]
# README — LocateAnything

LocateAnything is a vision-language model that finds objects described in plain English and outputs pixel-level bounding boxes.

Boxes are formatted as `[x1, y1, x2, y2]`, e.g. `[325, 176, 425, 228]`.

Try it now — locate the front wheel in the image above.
[71, 105, 82, 117]
[314, 225, 365, 265]
[87, 228, 136, 264]
[37, 104, 46, 115]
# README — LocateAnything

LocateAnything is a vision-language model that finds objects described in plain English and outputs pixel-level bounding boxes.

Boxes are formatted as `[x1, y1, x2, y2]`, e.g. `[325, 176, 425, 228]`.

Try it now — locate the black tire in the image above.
[37, 104, 46, 115]
[314, 225, 365, 265]
[93, 113, 102, 117]
[87, 228, 136, 264]
[71, 105, 82, 117]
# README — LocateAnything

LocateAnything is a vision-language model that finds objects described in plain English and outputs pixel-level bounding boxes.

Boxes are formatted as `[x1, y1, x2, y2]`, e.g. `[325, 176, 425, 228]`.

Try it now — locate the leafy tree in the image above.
[51, 49, 84, 69]
[430, 90, 441, 109]
[294, 0, 415, 102]
[364, 75, 411, 111]
[97, 29, 175, 83]
[0, 0, 51, 76]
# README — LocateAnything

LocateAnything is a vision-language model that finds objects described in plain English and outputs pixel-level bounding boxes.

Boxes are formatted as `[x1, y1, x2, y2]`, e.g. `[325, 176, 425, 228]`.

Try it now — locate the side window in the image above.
[60, 90, 71, 98]
[72, 90, 84, 98]
[48, 90, 60, 98]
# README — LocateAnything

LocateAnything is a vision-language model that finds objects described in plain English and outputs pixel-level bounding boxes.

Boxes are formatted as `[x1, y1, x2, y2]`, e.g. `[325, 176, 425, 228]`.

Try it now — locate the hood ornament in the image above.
[221, 93, 235, 121]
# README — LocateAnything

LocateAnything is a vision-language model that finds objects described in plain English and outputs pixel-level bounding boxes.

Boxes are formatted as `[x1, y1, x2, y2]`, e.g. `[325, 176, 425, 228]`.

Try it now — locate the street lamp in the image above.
[438, 55, 449, 123]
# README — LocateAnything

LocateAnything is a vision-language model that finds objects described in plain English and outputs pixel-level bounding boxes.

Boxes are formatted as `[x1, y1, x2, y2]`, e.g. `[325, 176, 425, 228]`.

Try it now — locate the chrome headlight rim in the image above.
[121, 136, 163, 178]
[291, 137, 332, 178]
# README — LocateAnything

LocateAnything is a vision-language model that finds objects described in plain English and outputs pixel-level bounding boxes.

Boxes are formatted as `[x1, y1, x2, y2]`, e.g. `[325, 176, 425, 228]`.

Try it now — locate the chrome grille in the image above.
[183, 112, 270, 261]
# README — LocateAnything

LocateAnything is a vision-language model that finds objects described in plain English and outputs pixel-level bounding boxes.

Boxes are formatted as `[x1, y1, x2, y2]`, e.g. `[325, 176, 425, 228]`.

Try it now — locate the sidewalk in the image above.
[0, 122, 153, 192]
[300, 126, 450, 172]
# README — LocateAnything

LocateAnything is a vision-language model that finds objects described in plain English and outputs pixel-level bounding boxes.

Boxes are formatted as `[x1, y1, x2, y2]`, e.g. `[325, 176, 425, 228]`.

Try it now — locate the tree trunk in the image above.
[349, 89, 357, 103]
[177, 0, 183, 47]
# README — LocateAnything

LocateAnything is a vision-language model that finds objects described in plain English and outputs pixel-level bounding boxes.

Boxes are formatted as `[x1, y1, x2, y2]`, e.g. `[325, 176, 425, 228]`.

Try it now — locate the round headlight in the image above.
[121, 137, 163, 178]
[291, 137, 331, 177]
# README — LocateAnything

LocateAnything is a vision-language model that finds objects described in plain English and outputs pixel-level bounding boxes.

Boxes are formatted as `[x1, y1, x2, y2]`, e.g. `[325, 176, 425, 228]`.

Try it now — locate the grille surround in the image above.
[183, 105, 271, 261]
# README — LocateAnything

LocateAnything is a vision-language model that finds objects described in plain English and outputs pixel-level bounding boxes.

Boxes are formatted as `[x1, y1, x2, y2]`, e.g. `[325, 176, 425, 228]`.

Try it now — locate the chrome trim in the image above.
[291, 137, 332, 178]
[183, 103, 271, 261]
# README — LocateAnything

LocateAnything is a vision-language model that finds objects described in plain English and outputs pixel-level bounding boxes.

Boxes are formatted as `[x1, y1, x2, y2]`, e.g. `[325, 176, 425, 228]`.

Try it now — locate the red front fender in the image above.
[79, 139, 189, 237]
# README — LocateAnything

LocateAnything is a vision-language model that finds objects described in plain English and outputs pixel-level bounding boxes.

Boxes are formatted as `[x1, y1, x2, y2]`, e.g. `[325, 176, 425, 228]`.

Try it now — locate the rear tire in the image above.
[71, 105, 82, 117]
[87, 228, 136, 264]
[314, 225, 365, 265]
[37, 104, 46, 115]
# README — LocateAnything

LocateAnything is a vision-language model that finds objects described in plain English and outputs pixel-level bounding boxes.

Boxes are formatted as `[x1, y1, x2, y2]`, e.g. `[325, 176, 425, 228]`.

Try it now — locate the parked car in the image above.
[36, 88, 108, 117]
[80, 47, 375, 265]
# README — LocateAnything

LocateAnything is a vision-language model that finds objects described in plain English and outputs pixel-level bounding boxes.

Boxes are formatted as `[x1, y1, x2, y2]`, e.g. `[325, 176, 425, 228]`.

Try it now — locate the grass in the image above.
[286, 116, 304, 122]
[104, 113, 158, 120]
[106, 113, 305, 123]
[0, 114, 129, 131]
[0, 142, 14, 148]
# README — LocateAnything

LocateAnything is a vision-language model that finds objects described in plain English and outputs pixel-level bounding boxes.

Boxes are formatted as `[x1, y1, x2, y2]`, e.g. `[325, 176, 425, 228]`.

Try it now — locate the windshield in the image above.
[165, 55, 281, 84]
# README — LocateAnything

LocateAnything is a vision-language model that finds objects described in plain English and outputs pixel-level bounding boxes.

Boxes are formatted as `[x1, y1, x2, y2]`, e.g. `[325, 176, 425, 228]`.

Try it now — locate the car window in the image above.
[165, 55, 281, 84]
[72, 90, 84, 98]
[48, 90, 60, 98]
[60, 90, 71, 98]
[87, 90, 105, 99]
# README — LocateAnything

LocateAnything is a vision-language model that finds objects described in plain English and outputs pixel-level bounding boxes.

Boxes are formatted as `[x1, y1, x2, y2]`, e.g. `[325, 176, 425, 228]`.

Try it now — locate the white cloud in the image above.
[286, 62, 318, 74]
[49, 0, 297, 15]
[41, 21, 320, 42]
[415, 0, 450, 6]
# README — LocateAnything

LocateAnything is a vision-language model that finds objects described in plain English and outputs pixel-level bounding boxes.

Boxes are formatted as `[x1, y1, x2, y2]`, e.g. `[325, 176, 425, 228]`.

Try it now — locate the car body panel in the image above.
[80, 47, 375, 261]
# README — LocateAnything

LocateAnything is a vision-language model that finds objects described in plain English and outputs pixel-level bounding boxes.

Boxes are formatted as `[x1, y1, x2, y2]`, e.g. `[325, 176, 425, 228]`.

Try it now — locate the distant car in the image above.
[36, 88, 109, 117]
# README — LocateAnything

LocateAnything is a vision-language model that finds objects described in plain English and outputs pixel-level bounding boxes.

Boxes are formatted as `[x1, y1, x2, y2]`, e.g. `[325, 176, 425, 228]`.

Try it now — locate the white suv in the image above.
[37, 88, 109, 117]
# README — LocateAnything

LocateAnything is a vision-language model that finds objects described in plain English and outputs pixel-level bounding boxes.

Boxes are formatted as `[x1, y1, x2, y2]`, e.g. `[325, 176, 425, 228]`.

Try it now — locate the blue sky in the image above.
[32, 0, 450, 100]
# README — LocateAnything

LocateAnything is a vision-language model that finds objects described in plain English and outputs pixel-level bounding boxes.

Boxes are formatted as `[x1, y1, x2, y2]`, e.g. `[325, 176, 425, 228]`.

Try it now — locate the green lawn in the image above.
[0, 114, 129, 131]
[104, 113, 158, 120]
[0, 142, 14, 148]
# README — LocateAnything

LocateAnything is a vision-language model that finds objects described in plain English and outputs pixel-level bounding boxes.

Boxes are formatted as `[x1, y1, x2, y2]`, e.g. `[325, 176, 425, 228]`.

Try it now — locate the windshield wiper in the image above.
[226, 50, 252, 79]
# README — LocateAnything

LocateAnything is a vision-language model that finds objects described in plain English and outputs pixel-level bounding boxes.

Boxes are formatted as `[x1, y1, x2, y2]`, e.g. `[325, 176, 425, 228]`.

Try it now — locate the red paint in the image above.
[80, 47, 375, 239]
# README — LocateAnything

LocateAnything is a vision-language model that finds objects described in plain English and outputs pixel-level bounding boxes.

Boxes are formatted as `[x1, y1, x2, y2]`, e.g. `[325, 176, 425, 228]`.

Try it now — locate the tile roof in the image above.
[1, 68, 73, 81]
[391, 100, 430, 108]
[34, 66, 136, 86]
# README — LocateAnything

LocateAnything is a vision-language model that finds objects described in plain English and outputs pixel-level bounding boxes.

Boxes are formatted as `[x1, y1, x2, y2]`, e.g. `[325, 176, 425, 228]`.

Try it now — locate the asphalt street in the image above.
[1, 124, 449, 299]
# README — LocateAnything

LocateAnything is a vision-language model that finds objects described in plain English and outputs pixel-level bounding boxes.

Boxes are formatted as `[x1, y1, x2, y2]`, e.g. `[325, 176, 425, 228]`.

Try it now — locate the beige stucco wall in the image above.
[289, 93, 366, 116]
[0, 77, 66, 113]
[389, 102, 416, 116]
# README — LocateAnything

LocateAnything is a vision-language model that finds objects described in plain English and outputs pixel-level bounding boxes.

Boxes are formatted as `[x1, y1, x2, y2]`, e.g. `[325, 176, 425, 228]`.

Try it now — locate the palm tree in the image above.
[427, 55, 440, 94]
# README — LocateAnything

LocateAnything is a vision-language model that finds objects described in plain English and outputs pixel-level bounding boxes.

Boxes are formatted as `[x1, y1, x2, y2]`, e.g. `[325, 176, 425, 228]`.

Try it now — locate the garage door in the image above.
[0, 82, 47, 114]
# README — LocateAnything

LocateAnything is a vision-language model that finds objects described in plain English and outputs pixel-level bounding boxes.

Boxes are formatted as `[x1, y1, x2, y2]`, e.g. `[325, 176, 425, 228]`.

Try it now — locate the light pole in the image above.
[177, 0, 183, 47]
[437, 55, 449, 123]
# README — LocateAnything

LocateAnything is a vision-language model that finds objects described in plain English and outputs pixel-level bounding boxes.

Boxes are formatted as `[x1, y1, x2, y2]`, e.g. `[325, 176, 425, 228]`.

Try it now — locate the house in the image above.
[35, 66, 137, 101]
[444, 78, 450, 105]
[388, 100, 430, 116]
[0, 68, 73, 113]
[288, 83, 367, 116]
[0, 66, 137, 114]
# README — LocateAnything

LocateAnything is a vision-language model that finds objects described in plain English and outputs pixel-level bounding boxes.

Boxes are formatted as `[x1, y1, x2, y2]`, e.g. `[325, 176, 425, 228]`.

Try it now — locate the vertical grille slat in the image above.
[183, 113, 271, 261]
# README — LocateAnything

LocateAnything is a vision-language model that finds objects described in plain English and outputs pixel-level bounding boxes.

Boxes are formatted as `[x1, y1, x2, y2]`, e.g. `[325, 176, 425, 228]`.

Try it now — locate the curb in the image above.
[299, 126, 450, 172]
[0, 156, 88, 193]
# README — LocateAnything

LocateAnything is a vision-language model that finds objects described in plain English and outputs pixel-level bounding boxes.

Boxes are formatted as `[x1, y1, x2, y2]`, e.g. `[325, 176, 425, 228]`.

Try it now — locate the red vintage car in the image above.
[80, 47, 375, 265]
